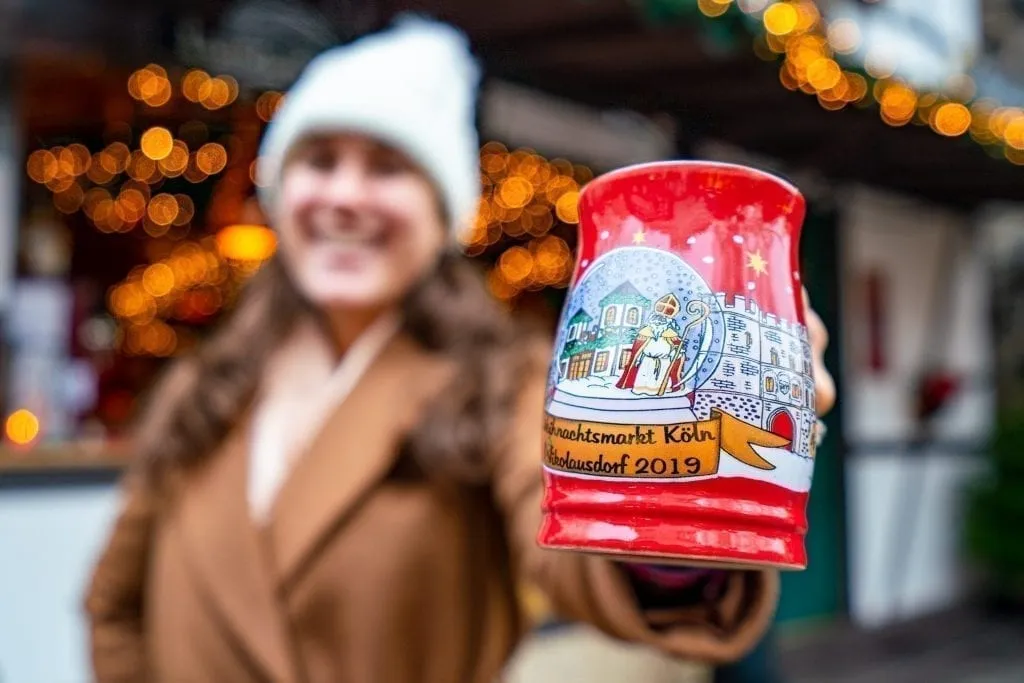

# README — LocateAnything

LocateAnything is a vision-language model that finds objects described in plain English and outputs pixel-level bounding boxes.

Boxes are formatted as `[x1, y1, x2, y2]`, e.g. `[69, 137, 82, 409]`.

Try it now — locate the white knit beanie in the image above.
[256, 16, 482, 239]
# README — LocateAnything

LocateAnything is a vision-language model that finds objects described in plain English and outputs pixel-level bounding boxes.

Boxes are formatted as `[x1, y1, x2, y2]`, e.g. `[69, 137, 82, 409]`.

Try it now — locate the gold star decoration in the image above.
[632, 230, 646, 244]
[746, 250, 769, 276]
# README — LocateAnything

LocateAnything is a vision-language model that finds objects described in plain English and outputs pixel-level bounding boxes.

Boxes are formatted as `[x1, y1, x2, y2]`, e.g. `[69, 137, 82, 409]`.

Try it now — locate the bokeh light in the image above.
[158, 140, 190, 177]
[555, 191, 580, 224]
[199, 77, 233, 110]
[26, 150, 58, 183]
[127, 150, 158, 182]
[216, 224, 277, 261]
[129, 65, 172, 107]
[826, 18, 860, 54]
[498, 246, 534, 286]
[879, 83, 917, 126]
[174, 194, 195, 226]
[140, 127, 174, 161]
[115, 188, 147, 224]
[142, 263, 176, 297]
[806, 57, 841, 91]
[5, 409, 40, 446]
[931, 103, 972, 137]
[764, 2, 798, 36]
[148, 193, 180, 226]
[697, 0, 731, 19]
[196, 143, 228, 175]
[256, 91, 285, 122]
[182, 69, 210, 103]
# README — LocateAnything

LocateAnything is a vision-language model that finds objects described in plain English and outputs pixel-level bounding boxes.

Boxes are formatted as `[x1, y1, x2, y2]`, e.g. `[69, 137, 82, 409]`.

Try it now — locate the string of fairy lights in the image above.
[27, 1, 1017, 361]
[693, 0, 1024, 164]
[464, 141, 589, 301]
[22, 63, 285, 359]
[22, 62, 589, 359]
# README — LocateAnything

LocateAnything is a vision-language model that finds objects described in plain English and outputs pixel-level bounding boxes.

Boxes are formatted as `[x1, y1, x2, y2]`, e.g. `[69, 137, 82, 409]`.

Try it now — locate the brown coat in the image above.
[85, 334, 778, 683]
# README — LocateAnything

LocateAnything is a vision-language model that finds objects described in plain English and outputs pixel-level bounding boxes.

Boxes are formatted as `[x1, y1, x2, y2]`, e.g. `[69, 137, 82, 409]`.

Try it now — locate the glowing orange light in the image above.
[101, 142, 131, 174]
[199, 77, 231, 110]
[806, 57, 841, 91]
[108, 282, 154, 320]
[148, 193, 180, 226]
[255, 91, 285, 122]
[26, 150, 58, 183]
[779, 66, 799, 91]
[555, 191, 580, 224]
[87, 155, 115, 185]
[155, 141, 187, 178]
[792, 0, 820, 33]
[220, 75, 240, 105]
[56, 147, 77, 177]
[879, 83, 917, 125]
[931, 103, 972, 137]
[143, 216, 170, 238]
[173, 194, 195, 226]
[843, 72, 868, 102]
[142, 263, 176, 297]
[5, 409, 40, 446]
[818, 96, 846, 111]
[140, 127, 174, 161]
[196, 143, 228, 175]
[216, 224, 277, 261]
[45, 174, 75, 194]
[764, 2, 799, 36]
[182, 70, 210, 103]
[530, 235, 572, 284]
[498, 246, 534, 285]
[138, 321, 177, 357]
[1005, 146, 1024, 165]
[498, 176, 534, 209]
[1002, 115, 1024, 150]
[697, 0, 731, 18]
[91, 198, 118, 232]
[82, 188, 112, 219]
[128, 65, 166, 101]
[115, 188, 147, 224]
[481, 152, 507, 175]
[486, 268, 519, 301]
[142, 79, 172, 107]
[126, 150, 157, 182]
[64, 144, 92, 175]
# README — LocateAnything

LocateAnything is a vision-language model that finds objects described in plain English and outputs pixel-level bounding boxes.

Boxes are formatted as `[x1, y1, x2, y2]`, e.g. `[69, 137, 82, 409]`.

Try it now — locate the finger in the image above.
[802, 288, 836, 416]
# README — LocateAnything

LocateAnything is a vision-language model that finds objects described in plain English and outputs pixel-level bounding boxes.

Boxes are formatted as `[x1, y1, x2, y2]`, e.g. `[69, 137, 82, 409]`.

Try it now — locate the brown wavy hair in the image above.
[133, 249, 537, 490]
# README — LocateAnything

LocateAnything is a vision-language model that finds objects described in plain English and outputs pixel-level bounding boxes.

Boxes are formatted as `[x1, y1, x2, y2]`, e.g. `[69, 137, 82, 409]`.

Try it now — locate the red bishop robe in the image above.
[615, 328, 686, 394]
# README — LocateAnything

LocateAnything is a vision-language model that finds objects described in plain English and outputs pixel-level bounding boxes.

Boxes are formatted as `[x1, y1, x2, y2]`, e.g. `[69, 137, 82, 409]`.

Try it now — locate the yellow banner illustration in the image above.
[543, 408, 790, 479]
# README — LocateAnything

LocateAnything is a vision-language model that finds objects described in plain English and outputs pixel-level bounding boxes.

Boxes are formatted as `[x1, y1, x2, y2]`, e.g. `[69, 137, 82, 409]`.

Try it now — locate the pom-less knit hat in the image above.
[256, 16, 482, 239]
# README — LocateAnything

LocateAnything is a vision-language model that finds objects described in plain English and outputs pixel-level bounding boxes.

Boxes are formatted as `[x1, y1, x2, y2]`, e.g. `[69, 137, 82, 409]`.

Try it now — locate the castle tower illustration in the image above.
[691, 294, 817, 458]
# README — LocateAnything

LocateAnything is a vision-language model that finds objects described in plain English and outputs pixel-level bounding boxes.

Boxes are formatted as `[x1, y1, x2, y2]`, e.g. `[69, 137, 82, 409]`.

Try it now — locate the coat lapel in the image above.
[266, 333, 457, 587]
[175, 423, 300, 683]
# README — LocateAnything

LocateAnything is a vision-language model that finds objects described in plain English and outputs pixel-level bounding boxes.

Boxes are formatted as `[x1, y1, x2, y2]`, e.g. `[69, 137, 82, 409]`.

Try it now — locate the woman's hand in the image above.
[804, 288, 836, 418]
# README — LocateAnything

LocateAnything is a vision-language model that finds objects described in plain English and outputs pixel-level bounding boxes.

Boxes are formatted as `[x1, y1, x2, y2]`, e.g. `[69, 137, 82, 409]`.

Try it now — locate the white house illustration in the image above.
[559, 281, 651, 381]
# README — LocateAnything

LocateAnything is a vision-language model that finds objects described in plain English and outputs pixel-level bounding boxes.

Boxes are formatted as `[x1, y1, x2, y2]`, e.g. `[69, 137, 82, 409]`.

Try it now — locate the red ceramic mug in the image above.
[538, 161, 817, 570]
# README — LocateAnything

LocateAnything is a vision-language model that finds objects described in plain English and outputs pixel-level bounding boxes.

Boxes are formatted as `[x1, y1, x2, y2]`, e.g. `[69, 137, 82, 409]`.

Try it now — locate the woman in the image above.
[85, 18, 836, 683]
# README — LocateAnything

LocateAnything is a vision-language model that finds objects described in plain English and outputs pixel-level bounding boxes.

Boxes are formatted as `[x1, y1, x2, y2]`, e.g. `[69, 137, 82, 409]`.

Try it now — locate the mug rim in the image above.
[582, 160, 803, 199]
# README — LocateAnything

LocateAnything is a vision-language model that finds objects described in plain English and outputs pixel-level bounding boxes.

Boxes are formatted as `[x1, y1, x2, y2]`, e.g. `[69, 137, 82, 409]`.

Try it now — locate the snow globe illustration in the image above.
[546, 246, 726, 427]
